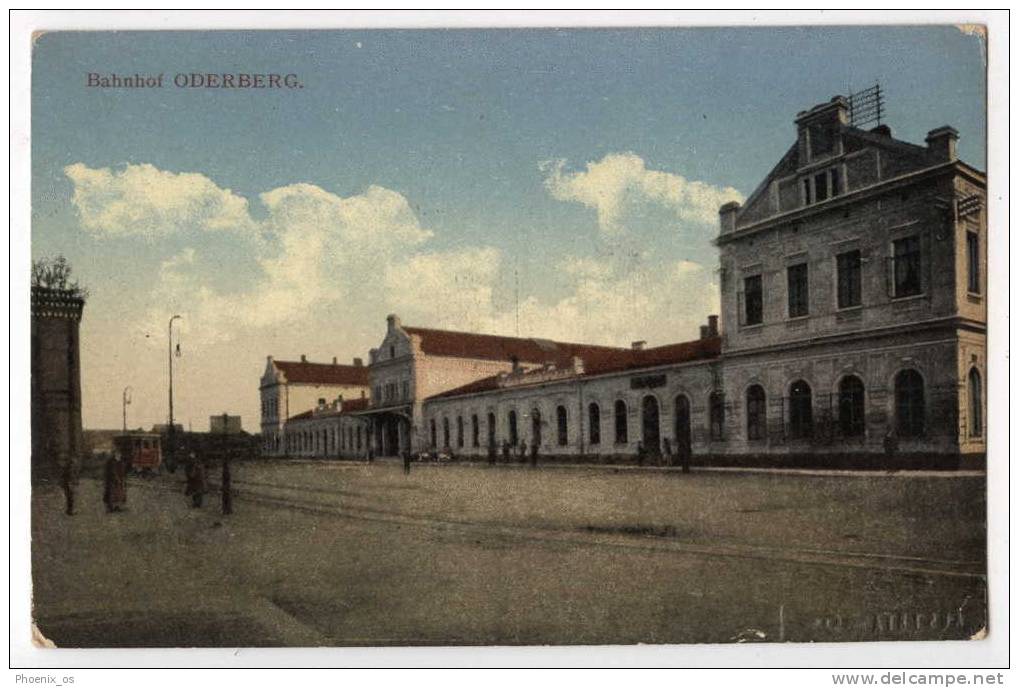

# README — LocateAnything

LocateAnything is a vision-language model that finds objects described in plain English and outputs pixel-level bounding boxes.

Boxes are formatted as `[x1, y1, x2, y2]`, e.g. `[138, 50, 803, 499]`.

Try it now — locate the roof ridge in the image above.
[401, 324, 630, 351]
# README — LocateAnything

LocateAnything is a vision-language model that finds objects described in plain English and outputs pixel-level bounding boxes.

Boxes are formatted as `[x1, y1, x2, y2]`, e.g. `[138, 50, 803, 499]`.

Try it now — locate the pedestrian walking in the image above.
[221, 457, 233, 516]
[185, 454, 207, 508]
[517, 441, 527, 463]
[663, 438, 673, 468]
[60, 458, 76, 516]
[529, 441, 539, 468]
[103, 451, 127, 513]
[883, 429, 899, 461]
[403, 448, 411, 475]
[636, 441, 646, 467]
[487, 440, 496, 465]
[501, 440, 511, 463]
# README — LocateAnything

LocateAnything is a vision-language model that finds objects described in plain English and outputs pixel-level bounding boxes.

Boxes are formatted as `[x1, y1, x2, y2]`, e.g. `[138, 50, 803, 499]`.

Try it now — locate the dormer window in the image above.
[803, 167, 843, 206]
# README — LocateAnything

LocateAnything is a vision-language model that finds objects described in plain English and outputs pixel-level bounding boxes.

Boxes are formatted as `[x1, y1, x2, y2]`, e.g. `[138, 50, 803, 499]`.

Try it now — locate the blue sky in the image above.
[31, 27, 986, 430]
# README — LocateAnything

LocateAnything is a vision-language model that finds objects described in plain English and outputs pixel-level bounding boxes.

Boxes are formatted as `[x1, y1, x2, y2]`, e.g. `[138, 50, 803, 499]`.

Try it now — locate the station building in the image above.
[263, 96, 987, 468]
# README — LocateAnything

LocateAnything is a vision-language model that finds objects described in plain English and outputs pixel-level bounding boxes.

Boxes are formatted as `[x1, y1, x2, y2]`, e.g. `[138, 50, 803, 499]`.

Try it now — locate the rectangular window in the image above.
[892, 235, 922, 298]
[967, 231, 980, 294]
[813, 172, 828, 202]
[836, 250, 862, 309]
[787, 263, 809, 318]
[802, 178, 812, 205]
[744, 274, 763, 325]
[830, 167, 841, 197]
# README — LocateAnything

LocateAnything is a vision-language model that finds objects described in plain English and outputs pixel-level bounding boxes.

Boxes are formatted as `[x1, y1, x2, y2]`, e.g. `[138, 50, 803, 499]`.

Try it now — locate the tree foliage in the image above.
[31, 255, 89, 300]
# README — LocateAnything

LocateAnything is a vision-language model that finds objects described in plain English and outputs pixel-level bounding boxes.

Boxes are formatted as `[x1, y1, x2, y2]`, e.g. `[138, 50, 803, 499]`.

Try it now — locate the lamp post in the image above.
[122, 386, 132, 432]
[168, 315, 182, 465]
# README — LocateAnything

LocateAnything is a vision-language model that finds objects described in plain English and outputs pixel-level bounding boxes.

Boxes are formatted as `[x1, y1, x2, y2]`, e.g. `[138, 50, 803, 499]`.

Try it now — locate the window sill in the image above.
[890, 292, 926, 303]
[785, 316, 809, 329]
[740, 323, 764, 331]
[835, 304, 863, 313]
[966, 292, 983, 304]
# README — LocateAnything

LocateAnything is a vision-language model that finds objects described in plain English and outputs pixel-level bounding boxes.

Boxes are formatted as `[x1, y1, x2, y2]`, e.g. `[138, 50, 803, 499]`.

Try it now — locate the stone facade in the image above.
[265, 96, 987, 468]
[31, 287, 86, 482]
[279, 398, 370, 459]
[259, 355, 370, 455]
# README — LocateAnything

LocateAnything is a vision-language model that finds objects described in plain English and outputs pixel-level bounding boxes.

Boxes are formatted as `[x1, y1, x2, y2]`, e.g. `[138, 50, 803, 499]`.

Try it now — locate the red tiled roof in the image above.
[427, 336, 721, 401]
[289, 409, 314, 421]
[274, 360, 370, 386]
[402, 325, 627, 365]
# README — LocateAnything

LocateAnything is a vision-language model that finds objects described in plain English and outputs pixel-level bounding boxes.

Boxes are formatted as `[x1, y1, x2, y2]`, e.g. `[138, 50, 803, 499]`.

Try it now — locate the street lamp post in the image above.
[122, 386, 132, 432]
[168, 315, 182, 465]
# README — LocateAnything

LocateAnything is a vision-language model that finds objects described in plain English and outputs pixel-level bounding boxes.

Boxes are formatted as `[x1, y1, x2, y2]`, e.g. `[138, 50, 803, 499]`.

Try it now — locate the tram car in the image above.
[113, 432, 163, 474]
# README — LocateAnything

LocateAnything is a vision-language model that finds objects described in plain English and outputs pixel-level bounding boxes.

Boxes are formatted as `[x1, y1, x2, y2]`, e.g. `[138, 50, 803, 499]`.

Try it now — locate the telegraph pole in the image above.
[168, 315, 181, 463]
[122, 386, 132, 432]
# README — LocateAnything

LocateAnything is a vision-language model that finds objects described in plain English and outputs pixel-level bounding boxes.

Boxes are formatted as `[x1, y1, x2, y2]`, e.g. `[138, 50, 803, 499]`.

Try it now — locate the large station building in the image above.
[264, 96, 987, 468]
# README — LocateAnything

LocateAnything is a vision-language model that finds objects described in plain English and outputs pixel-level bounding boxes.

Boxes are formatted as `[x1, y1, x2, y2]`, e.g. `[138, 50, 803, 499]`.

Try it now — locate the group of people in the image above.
[79, 451, 234, 516]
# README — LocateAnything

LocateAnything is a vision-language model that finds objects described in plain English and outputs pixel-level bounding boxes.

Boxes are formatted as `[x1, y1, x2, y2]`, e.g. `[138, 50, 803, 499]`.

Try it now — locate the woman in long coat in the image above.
[103, 452, 127, 513]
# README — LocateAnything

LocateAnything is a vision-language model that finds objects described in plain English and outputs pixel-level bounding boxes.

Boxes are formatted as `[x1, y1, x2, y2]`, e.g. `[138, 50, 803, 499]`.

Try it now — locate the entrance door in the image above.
[674, 395, 691, 451]
[642, 395, 661, 454]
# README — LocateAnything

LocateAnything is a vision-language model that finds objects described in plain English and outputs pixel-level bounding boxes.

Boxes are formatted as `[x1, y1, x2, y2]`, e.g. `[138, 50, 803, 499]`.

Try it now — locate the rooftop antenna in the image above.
[848, 82, 884, 128]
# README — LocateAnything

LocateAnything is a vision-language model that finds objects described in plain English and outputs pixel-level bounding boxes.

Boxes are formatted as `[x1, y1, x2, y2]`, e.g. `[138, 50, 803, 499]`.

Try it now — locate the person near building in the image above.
[185, 454, 207, 508]
[636, 441, 647, 467]
[103, 450, 127, 513]
[221, 457, 233, 515]
[529, 441, 539, 468]
[402, 448, 411, 475]
[883, 429, 899, 462]
[60, 458, 77, 516]
[663, 438, 673, 468]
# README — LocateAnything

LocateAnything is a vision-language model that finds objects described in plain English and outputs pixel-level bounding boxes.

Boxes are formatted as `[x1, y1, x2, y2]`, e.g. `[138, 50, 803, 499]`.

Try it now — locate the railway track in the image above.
[136, 476, 985, 581]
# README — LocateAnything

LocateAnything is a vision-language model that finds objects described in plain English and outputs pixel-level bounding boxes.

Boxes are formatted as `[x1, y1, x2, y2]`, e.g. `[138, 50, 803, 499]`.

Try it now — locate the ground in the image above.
[31, 459, 986, 647]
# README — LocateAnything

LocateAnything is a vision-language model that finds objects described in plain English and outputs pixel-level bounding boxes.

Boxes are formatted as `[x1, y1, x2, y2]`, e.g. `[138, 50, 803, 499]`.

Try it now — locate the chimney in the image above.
[795, 96, 848, 163]
[926, 126, 959, 162]
[870, 124, 892, 137]
[631, 340, 646, 351]
[353, 357, 363, 367]
[300, 354, 307, 363]
[719, 201, 740, 235]
[386, 313, 401, 332]
[700, 325, 709, 340]
[707, 315, 719, 337]
[510, 355, 521, 374]
[571, 355, 585, 375]
[266, 355, 273, 363]
[332, 356, 338, 365]
[360, 390, 365, 399]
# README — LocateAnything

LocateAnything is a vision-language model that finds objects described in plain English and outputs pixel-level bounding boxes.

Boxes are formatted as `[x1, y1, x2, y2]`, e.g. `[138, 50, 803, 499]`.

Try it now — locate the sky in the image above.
[30, 26, 986, 432]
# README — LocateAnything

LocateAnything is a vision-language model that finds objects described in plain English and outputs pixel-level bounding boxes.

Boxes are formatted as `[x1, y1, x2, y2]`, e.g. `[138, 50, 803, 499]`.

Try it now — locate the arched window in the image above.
[456, 416, 464, 448]
[969, 368, 983, 438]
[838, 376, 866, 437]
[709, 392, 725, 441]
[789, 380, 813, 439]
[487, 412, 496, 448]
[471, 414, 480, 447]
[746, 385, 766, 441]
[588, 403, 601, 445]
[895, 369, 925, 438]
[614, 400, 628, 444]
[556, 406, 568, 446]
[443, 417, 450, 447]
[508, 410, 518, 446]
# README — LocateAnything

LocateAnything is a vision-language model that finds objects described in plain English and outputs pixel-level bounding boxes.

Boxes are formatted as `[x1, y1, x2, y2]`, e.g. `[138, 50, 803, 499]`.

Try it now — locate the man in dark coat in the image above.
[60, 458, 76, 516]
[529, 441, 539, 468]
[185, 454, 207, 508]
[221, 457, 233, 515]
[636, 441, 646, 467]
[402, 448, 411, 475]
[103, 451, 127, 513]
[501, 440, 511, 463]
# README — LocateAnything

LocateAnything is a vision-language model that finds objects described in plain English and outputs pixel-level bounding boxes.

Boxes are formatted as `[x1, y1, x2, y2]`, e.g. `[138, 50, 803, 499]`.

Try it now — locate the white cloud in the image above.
[70, 159, 728, 429]
[542, 152, 744, 232]
[64, 162, 255, 238]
